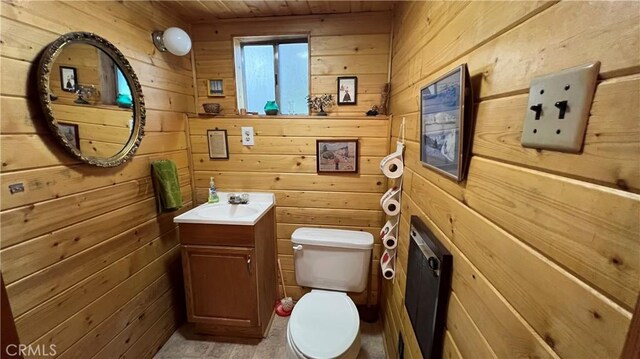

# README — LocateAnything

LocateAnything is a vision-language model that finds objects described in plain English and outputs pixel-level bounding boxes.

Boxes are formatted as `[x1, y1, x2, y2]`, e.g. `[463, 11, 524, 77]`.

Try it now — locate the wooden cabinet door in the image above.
[182, 245, 258, 327]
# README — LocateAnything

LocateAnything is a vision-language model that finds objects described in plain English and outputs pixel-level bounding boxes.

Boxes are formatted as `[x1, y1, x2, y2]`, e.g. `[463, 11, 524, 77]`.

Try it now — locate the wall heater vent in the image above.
[404, 216, 453, 358]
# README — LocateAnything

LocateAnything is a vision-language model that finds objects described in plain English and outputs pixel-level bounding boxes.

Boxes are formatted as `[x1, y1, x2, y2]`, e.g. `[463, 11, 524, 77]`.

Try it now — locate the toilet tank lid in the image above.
[292, 227, 374, 249]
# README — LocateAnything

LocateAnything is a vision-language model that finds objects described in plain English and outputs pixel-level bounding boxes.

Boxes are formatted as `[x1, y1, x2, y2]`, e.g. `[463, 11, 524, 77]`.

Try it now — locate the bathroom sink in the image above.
[173, 192, 275, 226]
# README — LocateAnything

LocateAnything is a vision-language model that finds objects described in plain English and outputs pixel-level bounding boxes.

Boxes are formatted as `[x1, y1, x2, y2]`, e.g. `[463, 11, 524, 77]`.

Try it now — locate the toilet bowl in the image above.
[286, 290, 361, 359]
[286, 228, 373, 359]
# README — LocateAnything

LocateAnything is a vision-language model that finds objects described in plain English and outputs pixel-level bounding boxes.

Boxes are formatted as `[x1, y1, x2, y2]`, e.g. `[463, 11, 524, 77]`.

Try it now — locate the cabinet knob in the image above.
[246, 255, 252, 275]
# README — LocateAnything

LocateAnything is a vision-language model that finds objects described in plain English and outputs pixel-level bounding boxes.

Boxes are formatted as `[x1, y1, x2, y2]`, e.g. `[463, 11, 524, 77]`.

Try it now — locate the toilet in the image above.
[286, 227, 374, 359]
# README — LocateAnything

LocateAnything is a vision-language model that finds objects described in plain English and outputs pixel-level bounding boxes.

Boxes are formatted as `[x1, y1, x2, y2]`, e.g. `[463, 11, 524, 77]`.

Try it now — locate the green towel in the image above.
[151, 160, 183, 212]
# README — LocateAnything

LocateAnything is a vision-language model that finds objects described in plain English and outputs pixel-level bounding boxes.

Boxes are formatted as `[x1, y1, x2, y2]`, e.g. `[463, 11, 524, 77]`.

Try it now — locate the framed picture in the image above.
[337, 76, 357, 105]
[316, 139, 358, 173]
[207, 129, 229, 159]
[207, 79, 224, 97]
[60, 66, 78, 92]
[420, 64, 473, 182]
[58, 122, 80, 149]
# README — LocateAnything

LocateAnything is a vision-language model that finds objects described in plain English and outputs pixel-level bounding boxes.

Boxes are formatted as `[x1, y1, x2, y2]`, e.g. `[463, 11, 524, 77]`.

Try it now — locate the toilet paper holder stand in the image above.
[379, 117, 406, 281]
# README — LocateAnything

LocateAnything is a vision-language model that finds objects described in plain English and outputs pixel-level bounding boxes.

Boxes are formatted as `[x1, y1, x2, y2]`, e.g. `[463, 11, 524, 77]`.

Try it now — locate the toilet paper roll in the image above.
[380, 250, 396, 280]
[380, 217, 399, 238]
[382, 233, 397, 250]
[382, 198, 400, 216]
[380, 156, 404, 179]
[380, 186, 401, 207]
[380, 142, 405, 179]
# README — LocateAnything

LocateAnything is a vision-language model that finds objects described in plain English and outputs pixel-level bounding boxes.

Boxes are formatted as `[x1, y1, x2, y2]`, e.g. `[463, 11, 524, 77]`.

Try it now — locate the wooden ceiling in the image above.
[158, 1, 394, 22]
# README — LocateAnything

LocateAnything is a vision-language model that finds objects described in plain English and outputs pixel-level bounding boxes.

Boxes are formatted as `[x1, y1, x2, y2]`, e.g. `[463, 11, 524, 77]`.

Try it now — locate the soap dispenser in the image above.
[208, 177, 219, 203]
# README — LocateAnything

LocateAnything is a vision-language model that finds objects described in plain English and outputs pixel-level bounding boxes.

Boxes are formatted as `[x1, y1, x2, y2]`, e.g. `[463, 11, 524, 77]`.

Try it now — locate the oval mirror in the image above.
[38, 32, 145, 167]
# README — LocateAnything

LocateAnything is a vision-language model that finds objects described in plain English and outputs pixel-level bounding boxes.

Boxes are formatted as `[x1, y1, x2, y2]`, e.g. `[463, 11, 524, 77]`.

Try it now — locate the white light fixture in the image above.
[152, 27, 192, 56]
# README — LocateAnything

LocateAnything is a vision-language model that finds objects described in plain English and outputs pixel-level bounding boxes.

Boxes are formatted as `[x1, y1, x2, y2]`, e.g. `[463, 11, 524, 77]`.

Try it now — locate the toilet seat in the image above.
[288, 290, 360, 358]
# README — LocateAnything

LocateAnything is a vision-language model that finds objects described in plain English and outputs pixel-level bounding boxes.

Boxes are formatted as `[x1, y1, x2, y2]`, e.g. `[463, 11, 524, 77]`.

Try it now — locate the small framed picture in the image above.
[316, 139, 358, 173]
[207, 129, 229, 159]
[337, 76, 357, 105]
[58, 122, 80, 149]
[207, 79, 224, 97]
[60, 66, 78, 92]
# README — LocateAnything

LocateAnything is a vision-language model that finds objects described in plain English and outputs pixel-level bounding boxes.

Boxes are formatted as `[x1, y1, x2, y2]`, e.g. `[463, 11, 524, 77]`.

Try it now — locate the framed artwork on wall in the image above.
[316, 139, 359, 173]
[58, 122, 80, 149]
[337, 76, 357, 105]
[60, 66, 78, 92]
[207, 79, 224, 97]
[207, 129, 229, 159]
[419, 64, 473, 182]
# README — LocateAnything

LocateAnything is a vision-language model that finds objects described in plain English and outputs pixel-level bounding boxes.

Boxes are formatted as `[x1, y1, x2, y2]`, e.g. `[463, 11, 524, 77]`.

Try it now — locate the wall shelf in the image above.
[189, 114, 390, 120]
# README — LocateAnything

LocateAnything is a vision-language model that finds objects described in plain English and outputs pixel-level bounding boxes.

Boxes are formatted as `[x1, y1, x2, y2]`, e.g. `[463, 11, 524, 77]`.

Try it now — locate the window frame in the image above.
[233, 35, 310, 115]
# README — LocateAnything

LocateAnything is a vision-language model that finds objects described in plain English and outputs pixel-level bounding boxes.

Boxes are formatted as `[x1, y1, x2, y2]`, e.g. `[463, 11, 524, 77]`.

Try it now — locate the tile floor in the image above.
[155, 315, 387, 359]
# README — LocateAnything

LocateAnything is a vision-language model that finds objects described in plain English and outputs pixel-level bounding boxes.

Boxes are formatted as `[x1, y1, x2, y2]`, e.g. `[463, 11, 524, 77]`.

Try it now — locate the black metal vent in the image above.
[404, 216, 453, 359]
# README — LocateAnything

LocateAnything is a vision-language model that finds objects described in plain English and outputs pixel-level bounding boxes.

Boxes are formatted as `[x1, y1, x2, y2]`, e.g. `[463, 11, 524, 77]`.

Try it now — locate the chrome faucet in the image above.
[227, 193, 249, 204]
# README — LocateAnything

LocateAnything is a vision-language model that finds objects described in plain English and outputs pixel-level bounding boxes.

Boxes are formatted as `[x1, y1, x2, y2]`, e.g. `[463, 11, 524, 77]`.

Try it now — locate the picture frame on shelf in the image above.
[316, 139, 358, 173]
[207, 129, 229, 159]
[337, 76, 357, 105]
[207, 79, 224, 97]
[60, 66, 78, 92]
[419, 64, 473, 182]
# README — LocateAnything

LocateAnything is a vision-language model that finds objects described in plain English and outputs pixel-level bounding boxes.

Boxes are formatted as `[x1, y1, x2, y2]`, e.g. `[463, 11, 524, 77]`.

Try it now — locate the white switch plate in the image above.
[521, 62, 600, 152]
[241, 126, 254, 146]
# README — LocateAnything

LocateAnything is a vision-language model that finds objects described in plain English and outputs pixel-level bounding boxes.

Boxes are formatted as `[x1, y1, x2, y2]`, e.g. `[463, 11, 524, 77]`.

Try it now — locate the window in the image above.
[235, 37, 309, 115]
[115, 68, 132, 101]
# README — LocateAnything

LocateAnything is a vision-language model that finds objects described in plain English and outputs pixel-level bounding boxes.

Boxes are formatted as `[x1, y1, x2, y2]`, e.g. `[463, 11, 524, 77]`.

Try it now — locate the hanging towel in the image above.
[151, 160, 183, 212]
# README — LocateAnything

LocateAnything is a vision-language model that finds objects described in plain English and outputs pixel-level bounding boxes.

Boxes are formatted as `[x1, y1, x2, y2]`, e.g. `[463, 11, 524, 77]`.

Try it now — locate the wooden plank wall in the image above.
[0, 1, 195, 358]
[188, 116, 389, 305]
[50, 103, 134, 158]
[381, 2, 640, 359]
[190, 11, 392, 116]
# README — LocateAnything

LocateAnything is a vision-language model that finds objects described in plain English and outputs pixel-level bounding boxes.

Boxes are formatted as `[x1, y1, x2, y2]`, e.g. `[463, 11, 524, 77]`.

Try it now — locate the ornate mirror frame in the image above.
[37, 32, 146, 167]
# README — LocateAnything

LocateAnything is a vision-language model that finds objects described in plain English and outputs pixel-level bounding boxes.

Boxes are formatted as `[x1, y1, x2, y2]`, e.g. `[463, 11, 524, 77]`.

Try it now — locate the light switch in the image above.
[521, 62, 600, 152]
[241, 126, 254, 146]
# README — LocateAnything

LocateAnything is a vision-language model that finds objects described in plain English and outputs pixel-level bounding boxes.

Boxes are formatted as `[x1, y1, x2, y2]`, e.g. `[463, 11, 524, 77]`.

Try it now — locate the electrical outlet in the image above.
[521, 62, 600, 152]
[241, 126, 254, 146]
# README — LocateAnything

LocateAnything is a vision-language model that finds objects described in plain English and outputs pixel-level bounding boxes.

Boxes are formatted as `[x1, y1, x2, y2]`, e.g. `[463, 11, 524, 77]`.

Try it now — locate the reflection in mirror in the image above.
[38, 32, 145, 167]
[49, 43, 134, 159]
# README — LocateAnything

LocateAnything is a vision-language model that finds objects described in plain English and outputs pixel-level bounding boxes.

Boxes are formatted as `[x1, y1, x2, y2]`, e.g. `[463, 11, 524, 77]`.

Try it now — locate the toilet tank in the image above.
[292, 228, 374, 293]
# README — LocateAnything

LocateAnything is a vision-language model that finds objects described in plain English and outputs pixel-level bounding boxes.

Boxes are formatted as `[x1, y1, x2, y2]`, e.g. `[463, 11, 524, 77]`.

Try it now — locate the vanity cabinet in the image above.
[178, 208, 277, 338]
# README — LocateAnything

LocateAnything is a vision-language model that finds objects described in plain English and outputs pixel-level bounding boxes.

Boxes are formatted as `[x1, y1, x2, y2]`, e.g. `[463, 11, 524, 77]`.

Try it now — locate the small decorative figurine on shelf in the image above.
[264, 100, 279, 115]
[74, 84, 99, 105]
[366, 105, 379, 116]
[202, 103, 222, 114]
[306, 94, 334, 116]
[116, 93, 133, 109]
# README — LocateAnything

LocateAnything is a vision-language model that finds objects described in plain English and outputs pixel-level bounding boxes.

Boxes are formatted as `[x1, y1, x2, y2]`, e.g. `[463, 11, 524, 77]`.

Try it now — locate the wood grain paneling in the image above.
[0, 1, 193, 358]
[466, 157, 640, 310]
[161, 1, 393, 22]
[191, 11, 391, 116]
[189, 116, 388, 305]
[382, 2, 640, 359]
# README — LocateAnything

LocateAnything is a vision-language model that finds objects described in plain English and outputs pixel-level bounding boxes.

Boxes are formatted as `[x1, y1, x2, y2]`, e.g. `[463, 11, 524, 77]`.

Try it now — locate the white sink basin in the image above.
[174, 192, 275, 226]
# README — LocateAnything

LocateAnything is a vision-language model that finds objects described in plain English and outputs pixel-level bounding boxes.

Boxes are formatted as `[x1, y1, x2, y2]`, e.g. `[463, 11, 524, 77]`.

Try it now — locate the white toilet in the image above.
[286, 227, 374, 359]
